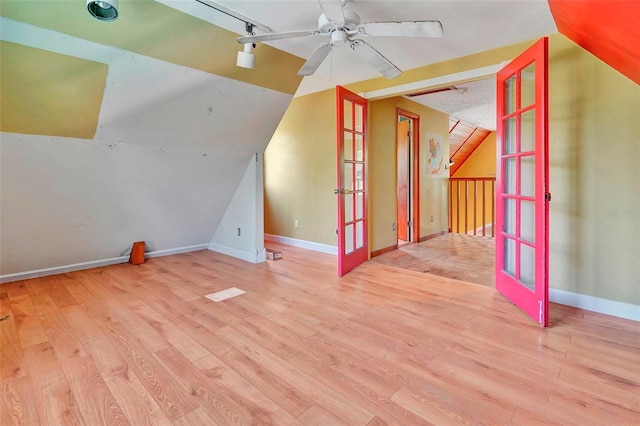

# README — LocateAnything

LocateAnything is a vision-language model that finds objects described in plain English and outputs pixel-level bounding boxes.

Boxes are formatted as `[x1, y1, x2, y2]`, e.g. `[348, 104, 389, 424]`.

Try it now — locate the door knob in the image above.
[334, 188, 355, 195]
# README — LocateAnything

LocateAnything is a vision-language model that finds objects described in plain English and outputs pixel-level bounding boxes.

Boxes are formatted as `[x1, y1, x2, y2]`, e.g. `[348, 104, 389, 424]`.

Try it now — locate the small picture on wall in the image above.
[425, 133, 444, 175]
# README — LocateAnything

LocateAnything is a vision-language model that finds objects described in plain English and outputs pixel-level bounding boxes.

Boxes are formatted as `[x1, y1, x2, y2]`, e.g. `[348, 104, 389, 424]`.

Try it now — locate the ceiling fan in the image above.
[236, 0, 443, 79]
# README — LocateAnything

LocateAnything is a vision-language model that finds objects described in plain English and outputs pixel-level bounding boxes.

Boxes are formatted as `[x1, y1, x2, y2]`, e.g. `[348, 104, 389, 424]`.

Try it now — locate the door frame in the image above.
[396, 108, 420, 243]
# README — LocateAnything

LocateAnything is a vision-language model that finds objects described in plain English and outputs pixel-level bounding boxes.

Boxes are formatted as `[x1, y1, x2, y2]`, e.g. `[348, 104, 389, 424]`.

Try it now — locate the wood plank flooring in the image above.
[1, 244, 638, 425]
[371, 234, 495, 287]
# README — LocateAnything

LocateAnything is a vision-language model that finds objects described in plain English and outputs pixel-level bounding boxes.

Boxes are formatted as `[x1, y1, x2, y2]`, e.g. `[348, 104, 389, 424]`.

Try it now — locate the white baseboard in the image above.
[208, 243, 266, 264]
[550, 288, 639, 322]
[0, 243, 209, 284]
[264, 233, 337, 255]
[256, 248, 267, 263]
[145, 244, 209, 259]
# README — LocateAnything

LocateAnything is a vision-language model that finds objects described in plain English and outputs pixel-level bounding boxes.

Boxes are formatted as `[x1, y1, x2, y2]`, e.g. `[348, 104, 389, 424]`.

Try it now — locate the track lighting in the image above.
[237, 23, 256, 69]
[194, 2, 271, 70]
[237, 42, 256, 69]
[87, 0, 119, 21]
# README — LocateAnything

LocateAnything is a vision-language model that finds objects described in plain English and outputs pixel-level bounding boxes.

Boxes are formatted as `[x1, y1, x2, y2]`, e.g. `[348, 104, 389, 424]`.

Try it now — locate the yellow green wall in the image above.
[450, 133, 496, 234]
[264, 89, 338, 246]
[453, 132, 497, 178]
[368, 97, 449, 252]
[0, 41, 108, 138]
[265, 92, 448, 253]
[548, 34, 639, 305]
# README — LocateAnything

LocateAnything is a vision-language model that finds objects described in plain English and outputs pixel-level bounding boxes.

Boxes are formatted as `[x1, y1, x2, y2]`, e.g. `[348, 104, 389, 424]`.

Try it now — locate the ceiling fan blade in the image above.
[317, 0, 346, 23]
[357, 21, 443, 38]
[298, 42, 333, 76]
[238, 30, 322, 44]
[350, 39, 402, 79]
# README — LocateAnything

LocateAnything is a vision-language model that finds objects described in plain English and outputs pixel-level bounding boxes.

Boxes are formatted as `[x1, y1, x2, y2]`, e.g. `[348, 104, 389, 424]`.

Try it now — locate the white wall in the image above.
[209, 153, 267, 263]
[0, 21, 293, 276]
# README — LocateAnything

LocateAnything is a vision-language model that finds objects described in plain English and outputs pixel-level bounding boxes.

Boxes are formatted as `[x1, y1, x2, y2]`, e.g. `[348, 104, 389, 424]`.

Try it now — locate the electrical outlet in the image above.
[237, 227, 241, 236]
[430, 215, 434, 222]
[294, 219, 299, 229]
[392, 223, 396, 231]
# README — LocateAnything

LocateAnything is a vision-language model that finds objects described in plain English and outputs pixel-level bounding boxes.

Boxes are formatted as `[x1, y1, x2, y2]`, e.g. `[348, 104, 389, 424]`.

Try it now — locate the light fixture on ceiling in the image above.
[194, 1, 271, 71]
[237, 23, 256, 69]
[195, 0, 271, 33]
[408, 85, 469, 97]
[87, 0, 119, 21]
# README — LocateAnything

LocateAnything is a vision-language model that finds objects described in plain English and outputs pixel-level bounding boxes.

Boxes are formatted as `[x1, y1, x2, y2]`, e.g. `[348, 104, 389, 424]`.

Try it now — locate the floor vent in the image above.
[205, 287, 246, 302]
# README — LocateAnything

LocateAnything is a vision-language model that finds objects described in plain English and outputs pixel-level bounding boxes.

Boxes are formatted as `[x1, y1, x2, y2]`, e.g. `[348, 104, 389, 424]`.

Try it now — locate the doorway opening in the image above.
[396, 109, 420, 247]
[377, 80, 498, 288]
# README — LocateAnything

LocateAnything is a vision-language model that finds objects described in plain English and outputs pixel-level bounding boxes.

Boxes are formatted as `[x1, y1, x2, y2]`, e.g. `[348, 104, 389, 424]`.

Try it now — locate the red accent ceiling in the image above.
[548, 0, 640, 85]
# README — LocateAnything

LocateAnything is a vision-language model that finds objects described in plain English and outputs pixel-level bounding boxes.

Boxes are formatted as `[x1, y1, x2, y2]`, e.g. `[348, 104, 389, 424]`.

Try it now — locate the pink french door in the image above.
[336, 86, 368, 277]
[495, 38, 550, 326]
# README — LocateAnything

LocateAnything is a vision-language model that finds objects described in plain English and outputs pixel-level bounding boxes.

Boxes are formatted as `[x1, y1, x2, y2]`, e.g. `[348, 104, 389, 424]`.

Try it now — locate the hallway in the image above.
[371, 233, 495, 287]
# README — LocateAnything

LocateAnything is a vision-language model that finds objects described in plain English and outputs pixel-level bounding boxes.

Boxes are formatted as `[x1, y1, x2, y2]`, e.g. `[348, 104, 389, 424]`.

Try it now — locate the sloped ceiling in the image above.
[548, 0, 640, 85]
[0, 0, 303, 94]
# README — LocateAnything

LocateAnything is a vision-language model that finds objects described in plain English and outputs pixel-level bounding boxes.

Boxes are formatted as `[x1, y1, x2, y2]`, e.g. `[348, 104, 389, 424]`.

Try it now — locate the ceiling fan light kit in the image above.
[236, 2, 443, 78]
[331, 29, 348, 46]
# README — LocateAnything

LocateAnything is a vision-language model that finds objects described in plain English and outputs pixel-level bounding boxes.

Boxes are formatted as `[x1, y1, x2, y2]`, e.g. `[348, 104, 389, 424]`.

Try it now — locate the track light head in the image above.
[237, 43, 256, 69]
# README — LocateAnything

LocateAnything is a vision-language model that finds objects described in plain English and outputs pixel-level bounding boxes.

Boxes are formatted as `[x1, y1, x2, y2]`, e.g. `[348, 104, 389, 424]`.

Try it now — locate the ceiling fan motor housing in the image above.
[318, 10, 362, 32]
[331, 30, 348, 46]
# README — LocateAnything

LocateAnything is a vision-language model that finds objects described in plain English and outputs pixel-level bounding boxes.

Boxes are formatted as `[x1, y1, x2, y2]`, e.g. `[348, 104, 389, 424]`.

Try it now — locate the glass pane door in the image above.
[336, 86, 368, 276]
[495, 38, 550, 326]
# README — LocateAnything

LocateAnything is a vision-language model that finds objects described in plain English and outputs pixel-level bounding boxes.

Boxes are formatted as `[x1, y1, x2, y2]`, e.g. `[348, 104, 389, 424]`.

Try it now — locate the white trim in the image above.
[360, 63, 509, 100]
[0, 244, 209, 283]
[256, 248, 267, 263]
[144, 244, 209, 258]
[550, 288, 640, 322]
[264, 234, 338, 255]
[208, 243, 266, 264]
[0, 257, 128, 283]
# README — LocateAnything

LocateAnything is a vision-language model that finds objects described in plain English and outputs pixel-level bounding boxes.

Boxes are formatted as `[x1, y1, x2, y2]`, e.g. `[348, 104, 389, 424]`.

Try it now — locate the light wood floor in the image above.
[1, 244, 638, 425]
[372, 234, 495, 287]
